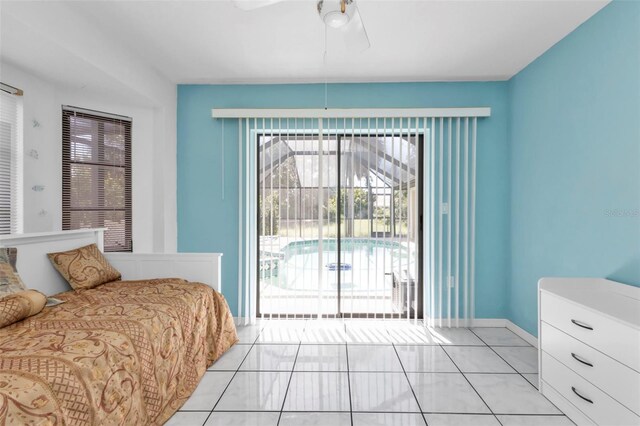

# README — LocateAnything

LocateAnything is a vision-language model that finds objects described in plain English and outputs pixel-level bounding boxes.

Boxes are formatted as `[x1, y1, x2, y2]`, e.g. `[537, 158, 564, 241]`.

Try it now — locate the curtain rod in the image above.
[0, 82, 23, 96]
[211, 107, 491, 119]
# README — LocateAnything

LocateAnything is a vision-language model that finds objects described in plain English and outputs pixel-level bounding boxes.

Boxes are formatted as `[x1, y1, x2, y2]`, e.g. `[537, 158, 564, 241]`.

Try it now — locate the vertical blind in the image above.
[62, 107, 132, 252]
[222, 109, 486, 327]
[424, 117, 477, 328]
[0, 91, 22, 235]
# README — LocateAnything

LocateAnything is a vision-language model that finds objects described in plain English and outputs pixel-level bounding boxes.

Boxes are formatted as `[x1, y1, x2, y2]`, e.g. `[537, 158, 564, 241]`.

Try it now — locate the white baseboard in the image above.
[469, 318, 538, 347]
[505, 319, 538, 348]
[470, 318, 507, 327]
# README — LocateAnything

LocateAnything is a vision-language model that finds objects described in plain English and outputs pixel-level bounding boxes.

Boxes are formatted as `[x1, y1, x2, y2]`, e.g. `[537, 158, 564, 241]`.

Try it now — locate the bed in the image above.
[0, 229, 238, 425]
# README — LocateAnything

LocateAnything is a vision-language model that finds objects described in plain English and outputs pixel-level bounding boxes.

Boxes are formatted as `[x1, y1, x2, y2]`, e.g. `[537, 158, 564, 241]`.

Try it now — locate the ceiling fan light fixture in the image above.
[318, 0, 353, 28]
[323, 10, 350, 28]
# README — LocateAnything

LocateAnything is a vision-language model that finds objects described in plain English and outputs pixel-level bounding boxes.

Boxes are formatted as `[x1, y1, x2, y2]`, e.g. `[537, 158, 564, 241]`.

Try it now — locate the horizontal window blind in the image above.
[62, 107, 132, 252]
[0, 90, 22, 235]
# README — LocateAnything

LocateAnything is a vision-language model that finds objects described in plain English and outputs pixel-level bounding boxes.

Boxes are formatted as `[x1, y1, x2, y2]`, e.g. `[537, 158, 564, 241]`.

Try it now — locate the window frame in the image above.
[0, 89, 23, 235]
[61, 106, 132, 252]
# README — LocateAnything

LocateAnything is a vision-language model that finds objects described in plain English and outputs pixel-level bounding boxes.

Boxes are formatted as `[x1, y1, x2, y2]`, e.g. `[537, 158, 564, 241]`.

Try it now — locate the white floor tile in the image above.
[165, 411, 209, 426]
[257, 321, 306, 343]
[204, 411, 280, 426]
[208, 344, 252, 371]
[492, 346, 538, 373]
[424, 414, 501, 426]
[472, 328, 530, 346]
[262, 319, 308, 328]
[347, 345, 403, 371]
[352, 413, 427, 426]
[302, 322, 347, 344]
[280, 412, 352, 426]
[466, 374, 561, 415]
[443, 346, 515, 373]
[395, 345, 459, 372]
[346, 324, 392, 344]
[522, 373, 539, 389]
[295, 345, 348, 371]
[496, 415, 575, 426]
[387, 325, 436, 345]
[215, 371, 291, 411]
[180, 372, 234, 411]
[178, 322, 568, 423]
[283, 372, 350, 411]
[256, 328, 304, 343]
[235, 325, 263, 344]
[406, 372, 490, 414]
[428, 328, 486, 346]
[350, 372, 420, 412]
[239, 344, 298, 371]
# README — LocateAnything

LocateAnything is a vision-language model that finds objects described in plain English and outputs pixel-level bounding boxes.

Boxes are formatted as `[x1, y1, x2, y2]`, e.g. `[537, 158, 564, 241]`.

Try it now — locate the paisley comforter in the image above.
[0, 279, 238, 425]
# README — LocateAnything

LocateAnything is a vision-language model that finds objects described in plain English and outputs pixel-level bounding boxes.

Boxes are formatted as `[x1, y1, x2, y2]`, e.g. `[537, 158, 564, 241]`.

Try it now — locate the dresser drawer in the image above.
[540, 291, 640, 371]
[541, 352, 640, 426]
[541, 321, 640, 415]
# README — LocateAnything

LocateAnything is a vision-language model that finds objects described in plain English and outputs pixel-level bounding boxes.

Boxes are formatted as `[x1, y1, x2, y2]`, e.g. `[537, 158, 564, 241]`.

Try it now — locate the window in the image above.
[62, 106, 132, 252]
[0, 89, 23, 235]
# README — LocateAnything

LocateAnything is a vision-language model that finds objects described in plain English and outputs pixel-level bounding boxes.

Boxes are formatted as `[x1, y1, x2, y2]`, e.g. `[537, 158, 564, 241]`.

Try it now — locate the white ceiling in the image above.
[2, 0, 609, 85]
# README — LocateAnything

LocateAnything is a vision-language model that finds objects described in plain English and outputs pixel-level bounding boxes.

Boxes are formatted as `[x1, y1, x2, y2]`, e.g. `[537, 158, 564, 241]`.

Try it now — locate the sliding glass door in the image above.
[338, 133, 421, 317]
[257, 126, 421, 318]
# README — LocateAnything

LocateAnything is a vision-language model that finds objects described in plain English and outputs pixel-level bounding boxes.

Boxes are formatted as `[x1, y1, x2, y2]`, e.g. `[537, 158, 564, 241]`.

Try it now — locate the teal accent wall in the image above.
[177, 82, 510, 317]
[508, 1, 640, 336]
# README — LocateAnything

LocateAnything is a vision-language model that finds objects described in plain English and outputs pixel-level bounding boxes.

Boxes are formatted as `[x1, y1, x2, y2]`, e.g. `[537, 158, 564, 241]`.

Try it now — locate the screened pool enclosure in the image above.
[258, 128, 421, 318]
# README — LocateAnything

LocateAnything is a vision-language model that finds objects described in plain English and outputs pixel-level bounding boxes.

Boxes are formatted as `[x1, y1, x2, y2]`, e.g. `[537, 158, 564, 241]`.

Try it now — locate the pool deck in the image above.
[259, 236, 416, 258]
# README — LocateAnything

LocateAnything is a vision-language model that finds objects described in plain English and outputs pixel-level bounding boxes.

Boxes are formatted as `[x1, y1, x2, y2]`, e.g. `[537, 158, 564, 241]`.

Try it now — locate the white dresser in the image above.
[538, 278, 640, 426]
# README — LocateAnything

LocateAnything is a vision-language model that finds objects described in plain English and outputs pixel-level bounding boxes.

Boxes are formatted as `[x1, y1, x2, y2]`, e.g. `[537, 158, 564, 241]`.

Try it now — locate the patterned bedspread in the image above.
[0, 279, 238, 425]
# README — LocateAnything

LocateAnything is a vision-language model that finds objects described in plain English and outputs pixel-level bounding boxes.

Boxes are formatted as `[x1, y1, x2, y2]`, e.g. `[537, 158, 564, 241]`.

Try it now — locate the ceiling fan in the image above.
[233, 0, 371, 53]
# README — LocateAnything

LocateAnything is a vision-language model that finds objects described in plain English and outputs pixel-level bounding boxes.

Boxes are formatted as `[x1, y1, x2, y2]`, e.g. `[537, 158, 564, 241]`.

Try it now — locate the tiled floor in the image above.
[166, 321, 572, 426]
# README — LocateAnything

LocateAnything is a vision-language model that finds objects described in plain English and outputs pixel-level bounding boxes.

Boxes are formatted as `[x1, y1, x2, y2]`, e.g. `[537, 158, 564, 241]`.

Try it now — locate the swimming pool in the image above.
[260, 238, 417, 296]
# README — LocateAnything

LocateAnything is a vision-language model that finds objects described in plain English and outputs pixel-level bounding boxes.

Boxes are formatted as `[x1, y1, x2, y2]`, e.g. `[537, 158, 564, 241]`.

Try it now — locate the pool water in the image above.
[261, 238, 416, 296]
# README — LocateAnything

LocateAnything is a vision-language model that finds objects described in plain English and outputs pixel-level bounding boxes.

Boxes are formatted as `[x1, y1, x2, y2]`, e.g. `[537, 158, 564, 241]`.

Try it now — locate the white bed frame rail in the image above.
[106, 253, 221, 292]
[0, 229, 222, 295]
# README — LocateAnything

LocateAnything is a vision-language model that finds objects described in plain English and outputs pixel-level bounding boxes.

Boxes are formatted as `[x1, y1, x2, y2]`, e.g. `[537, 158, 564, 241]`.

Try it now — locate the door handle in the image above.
[571, 319, 593, 331]
[571, 352, 594, 367]
[571, 386, 594, 404]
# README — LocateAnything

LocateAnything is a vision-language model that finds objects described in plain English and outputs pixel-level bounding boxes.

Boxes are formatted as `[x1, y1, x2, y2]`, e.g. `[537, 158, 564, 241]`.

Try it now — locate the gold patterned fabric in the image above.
[0, 290, 47, 328]
[0, 262, 27, 298]
[0, 248, 18, 272]
[47, 244, 121, 290]
[0, 279, 238, 425]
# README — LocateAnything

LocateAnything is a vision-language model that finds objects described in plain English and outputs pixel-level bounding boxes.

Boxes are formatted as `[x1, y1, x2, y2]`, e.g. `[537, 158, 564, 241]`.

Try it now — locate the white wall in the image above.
[0, 1, 178, 252]
[0, 62, 177, 252]
[2, 63, 59, 233]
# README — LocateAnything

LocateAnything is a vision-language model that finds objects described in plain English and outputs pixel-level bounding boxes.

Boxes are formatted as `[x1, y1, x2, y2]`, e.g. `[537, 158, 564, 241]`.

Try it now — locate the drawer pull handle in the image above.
[571, 319, 593, 330]
[571, 353, 594, 367]
[572, 386, 594, 404]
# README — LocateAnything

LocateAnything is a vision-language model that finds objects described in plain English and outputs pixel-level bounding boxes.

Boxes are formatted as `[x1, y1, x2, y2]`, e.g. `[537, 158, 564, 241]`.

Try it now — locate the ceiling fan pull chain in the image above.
[324, 24, 329, 110]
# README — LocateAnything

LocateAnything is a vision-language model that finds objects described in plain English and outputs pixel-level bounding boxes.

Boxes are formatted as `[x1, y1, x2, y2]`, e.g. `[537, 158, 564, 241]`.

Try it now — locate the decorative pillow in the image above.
[47, 244, 121, 291]
[0, 262, 27, 298]
[0, 248, 18, 272]
[0, 290, 47, 328]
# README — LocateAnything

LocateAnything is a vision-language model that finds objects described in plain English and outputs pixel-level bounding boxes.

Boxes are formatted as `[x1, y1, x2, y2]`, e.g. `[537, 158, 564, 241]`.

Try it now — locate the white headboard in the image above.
[0, 229, 106, 295]
[0, 229, 223, 295]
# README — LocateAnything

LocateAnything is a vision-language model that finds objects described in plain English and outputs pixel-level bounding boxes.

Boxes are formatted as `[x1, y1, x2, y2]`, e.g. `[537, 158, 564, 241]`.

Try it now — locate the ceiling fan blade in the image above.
[342, 4, 370, 53]
[232, 0, 285, 11]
